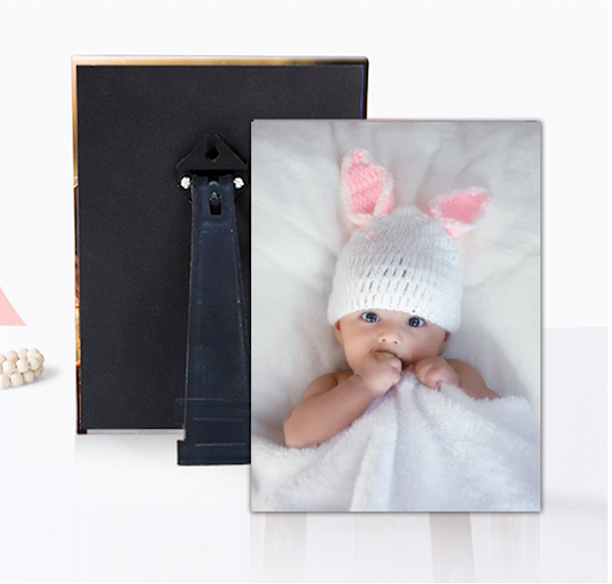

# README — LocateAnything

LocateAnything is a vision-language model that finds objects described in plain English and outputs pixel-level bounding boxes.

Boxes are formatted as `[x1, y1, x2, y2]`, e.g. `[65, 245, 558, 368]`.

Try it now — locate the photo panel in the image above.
[251, 120, 541, 512]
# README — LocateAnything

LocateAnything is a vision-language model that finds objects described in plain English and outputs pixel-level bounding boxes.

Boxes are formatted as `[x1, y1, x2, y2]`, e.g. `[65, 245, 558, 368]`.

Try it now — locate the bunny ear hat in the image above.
[327, 149, 492, 332]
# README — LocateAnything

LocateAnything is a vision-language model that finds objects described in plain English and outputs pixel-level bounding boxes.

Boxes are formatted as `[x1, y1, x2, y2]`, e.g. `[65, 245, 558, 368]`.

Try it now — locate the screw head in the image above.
[180, 176, 191, 190]
[233, 177, 245, 189]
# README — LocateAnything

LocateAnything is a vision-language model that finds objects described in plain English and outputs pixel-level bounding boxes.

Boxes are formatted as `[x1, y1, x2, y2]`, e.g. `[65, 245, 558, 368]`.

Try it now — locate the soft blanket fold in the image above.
[251, 373, 540, 512]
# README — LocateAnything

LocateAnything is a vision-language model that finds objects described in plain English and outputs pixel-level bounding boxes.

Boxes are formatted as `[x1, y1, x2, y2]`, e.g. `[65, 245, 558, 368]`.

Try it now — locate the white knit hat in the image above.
[327, 206, 462, 331]
[327, 149, 492, 332]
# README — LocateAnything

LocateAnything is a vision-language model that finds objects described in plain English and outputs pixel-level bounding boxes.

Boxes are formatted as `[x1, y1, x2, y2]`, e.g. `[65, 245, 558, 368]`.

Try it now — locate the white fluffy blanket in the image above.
[251, 373, 540, 512]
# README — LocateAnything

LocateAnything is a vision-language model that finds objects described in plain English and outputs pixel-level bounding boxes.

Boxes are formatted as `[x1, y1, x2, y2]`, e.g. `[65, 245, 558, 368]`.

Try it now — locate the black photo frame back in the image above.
[73, 56, 368, 463]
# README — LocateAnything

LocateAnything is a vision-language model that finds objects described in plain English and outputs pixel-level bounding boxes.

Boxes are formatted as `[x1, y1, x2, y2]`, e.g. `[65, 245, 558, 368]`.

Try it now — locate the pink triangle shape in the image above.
[0, 285, 25, 326]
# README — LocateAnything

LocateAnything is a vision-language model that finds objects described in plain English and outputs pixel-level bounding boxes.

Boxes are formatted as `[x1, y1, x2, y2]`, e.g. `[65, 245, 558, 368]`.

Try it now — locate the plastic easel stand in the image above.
[175, 136, 250, 465]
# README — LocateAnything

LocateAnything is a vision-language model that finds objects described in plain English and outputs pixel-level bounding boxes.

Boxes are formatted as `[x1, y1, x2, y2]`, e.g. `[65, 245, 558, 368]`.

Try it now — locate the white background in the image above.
[0, 1, 607, 582]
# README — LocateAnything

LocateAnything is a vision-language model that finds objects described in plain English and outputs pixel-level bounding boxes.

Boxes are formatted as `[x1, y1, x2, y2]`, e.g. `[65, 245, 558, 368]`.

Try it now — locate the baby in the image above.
[284, 150, 499, 449]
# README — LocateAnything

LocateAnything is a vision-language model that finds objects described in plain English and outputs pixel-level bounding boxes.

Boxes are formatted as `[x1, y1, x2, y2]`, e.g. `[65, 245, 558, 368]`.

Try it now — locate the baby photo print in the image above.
[250, 120, 541, 512]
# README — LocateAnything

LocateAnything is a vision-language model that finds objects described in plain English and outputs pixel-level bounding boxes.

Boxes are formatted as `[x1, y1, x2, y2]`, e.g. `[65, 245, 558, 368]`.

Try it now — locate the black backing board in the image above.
[75, 58, 368, 431]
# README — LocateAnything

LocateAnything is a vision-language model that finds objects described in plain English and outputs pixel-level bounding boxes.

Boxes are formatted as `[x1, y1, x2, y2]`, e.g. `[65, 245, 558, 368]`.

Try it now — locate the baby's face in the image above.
[334, 309, 450, 371]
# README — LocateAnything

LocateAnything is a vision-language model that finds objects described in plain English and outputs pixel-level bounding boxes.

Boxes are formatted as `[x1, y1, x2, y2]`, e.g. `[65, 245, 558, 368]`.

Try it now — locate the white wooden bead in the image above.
[10, 372, 23, 387]
[2, 360, 15, 375]
[18, 348, 28, 359]
[5, 350, 18, 362]
[23, 370, 34, 383]
[0, 354, 5, 364]
[0, 374, 10, 389]
[28, 357, 41, 371]
[16, 359, 30, 373]
[33, 365, 44, 379]
[29, 351, 45, 365]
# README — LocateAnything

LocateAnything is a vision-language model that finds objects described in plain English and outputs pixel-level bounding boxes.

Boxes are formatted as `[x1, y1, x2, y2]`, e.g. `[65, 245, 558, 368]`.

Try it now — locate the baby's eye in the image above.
[407, 316, 426, 328]
[361, 312, 380, 323]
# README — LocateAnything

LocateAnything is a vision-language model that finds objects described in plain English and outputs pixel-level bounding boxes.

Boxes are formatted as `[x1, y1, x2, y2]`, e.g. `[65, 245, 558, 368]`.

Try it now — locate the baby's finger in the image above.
[378, 352, 402, 371]
[389, 357, 402, 372]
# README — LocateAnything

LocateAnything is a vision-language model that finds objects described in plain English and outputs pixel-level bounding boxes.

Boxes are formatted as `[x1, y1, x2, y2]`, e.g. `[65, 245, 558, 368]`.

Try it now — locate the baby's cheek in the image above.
[411, 339, 441, 362]
[343, 347, 364, 372]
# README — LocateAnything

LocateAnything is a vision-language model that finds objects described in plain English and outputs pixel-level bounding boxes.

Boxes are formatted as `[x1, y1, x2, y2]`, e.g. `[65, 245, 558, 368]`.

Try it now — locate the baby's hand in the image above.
[413, 356, 459, 389]
[354, 351, 402, 398]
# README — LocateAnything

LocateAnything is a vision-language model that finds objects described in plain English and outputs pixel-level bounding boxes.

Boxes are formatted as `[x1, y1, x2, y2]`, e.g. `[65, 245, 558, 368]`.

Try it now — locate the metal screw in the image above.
[180, 176, 192, 190]
[233, 177, 245, 189]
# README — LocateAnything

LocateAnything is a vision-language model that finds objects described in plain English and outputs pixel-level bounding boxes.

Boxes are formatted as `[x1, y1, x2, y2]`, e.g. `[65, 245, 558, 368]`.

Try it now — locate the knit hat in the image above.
[327, 149, 492, 332]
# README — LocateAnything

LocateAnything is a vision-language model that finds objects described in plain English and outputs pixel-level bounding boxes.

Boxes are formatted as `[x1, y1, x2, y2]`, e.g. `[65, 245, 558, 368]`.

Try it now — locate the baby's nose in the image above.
[378, 328, 401, 344]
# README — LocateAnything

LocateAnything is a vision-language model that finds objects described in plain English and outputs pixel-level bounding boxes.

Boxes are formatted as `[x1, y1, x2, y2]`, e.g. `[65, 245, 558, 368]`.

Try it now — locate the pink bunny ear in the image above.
[426, 187, 492, 238]
[340, 148, 394, 226]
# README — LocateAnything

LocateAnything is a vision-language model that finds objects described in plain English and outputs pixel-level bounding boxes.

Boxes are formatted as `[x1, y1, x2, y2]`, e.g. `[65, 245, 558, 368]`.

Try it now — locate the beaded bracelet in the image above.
[0, 349, 45, 389]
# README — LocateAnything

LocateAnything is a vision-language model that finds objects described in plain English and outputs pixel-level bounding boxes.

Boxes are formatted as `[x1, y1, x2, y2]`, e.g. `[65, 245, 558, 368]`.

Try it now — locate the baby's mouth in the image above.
[372, 349, 411, 369]
[372, 348, 398, 358]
